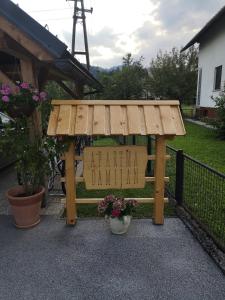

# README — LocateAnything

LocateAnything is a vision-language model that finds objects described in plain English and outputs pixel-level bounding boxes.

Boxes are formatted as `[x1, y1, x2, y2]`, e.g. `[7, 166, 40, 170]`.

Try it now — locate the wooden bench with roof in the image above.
[47, 99, 186, 225]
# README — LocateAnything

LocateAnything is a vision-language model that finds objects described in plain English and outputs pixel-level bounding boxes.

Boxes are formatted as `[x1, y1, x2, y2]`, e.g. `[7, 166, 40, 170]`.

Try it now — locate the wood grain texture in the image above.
[56, 105, 72, 135]
[61, 198, 169, 204]
[159, 106, 176, 135]
[75, 105, 88, 135]
[110, 105, 123, 135]
[47, 106, 59, 136]
[83, 146, 148, 189]
[93, 105, 106, 134]
[65, 142, 77, 225]
[51, 100, 180, 106]
[0, 16, 53, 61]
[153, 136, 166, 225]
[47, 100, 186, 136]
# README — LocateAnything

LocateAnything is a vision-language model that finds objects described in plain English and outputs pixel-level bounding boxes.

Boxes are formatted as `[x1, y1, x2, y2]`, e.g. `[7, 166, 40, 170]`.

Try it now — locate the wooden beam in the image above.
[60, 176, 170, 183]
[0, 31, 38, 62]
[61, 198, 169, 204]
[65, 142, 77, 225]
[52, 100, 180, 106]
[0, 16, 53, 61]
[56, 80, 78, 99]
[153, 136, 166, 224]
[20, 59, 42, 139]
[0, 69, 16, 89]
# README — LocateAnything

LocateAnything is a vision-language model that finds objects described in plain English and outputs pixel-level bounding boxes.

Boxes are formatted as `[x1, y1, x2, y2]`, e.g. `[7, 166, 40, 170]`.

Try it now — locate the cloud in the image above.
[132, 0, 225, 65]
[63, 0, 225, 67]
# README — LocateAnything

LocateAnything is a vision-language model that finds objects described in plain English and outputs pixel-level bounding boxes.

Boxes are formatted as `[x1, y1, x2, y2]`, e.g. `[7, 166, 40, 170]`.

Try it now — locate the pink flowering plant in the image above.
[98, 195, 138, 219]
[0, 82, 47, 117]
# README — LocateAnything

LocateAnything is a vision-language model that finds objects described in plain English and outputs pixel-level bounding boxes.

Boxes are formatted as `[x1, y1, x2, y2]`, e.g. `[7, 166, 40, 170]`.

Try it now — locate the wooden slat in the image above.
[52, 100, 180, 106]
[121, 106, 129, 135]
[171, 106, 186, 136]
[127, 106, 141, 134]
[61, 198, 169, 204]
[93, 105, 106, 134]
[75, 105, 89, 135]
[148, 155, 170, 160]
[61, 155, 170, 161]
[110, 106, 123, 135]
[139, 106, 147, 135]
[68, 106, 76, 136]
[144, 106, 160, 135]
[47, 106, 60, 136]
[61, 176, 169, 183]
[56, 105, 72, 135]
[159, 106, 176, 135]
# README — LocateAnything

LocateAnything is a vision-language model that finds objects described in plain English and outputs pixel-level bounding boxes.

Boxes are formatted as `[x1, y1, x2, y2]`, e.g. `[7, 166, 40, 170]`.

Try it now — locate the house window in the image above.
[214, 65, 222, 91]
[197, 68, 202, 106]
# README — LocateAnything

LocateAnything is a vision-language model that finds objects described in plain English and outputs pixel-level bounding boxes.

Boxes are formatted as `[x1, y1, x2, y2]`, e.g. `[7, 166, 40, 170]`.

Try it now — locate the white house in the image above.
[182, 6, 225, 118]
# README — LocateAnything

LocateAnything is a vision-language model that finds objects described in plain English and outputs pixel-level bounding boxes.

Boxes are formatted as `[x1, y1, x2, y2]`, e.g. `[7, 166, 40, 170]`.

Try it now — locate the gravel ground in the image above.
[0, 217, 224, 300]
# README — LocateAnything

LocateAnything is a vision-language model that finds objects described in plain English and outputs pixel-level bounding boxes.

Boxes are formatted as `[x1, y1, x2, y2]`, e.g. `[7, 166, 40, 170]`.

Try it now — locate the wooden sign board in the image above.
[83, 146, 148, 190]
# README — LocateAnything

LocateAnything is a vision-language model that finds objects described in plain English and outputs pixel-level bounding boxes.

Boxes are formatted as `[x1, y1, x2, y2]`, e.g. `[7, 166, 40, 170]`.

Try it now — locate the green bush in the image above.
[212, 91, 225, 139]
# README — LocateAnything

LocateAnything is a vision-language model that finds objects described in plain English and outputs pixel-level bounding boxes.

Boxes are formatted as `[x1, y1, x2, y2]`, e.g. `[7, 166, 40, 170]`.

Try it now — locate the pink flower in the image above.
[20, 82, 30, 89]
[0, 85, 11, 95]
[32, 95, 39, 101]
[111, 210, 121, 217]
[39, 91, 47, 100]
[2, 95, 9, 102]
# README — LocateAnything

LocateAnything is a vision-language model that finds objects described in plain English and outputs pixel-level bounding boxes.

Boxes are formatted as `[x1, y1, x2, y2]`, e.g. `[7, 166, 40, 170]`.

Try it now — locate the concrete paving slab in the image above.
[0, 217, 224, 300]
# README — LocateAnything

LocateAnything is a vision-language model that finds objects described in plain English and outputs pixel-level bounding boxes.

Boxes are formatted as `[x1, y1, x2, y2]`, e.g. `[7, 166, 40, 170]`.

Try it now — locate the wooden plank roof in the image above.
[47, 100, 186, 136]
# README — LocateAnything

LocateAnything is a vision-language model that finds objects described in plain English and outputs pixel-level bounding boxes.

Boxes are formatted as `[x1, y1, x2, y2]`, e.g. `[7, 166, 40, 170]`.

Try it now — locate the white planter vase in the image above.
[109, 215, 131, 234]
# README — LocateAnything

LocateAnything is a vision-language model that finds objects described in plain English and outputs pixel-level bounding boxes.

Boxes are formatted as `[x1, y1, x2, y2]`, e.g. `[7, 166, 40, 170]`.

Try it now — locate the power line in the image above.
[29, 7, 73, 13]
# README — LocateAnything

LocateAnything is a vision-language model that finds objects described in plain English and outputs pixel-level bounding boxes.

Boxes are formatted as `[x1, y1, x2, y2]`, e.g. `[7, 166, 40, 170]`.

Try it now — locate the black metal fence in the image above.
[166, 145, 225, 251]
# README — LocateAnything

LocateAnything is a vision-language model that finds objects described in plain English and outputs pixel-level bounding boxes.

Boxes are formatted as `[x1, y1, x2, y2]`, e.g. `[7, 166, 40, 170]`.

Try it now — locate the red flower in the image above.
[111, 210, 121, 217]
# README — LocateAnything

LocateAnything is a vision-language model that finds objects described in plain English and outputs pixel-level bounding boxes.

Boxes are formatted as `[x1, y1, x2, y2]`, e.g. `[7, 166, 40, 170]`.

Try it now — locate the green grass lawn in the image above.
[168, 121, 225, 174]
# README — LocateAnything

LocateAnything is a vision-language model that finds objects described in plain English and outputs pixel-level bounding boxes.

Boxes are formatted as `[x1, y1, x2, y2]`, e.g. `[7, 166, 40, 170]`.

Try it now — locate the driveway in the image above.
[0, 217, 224, 300]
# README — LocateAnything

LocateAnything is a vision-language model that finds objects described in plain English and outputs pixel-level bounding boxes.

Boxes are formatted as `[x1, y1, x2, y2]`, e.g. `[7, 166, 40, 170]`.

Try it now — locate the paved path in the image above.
[185, 118, 216, 129]
[0, 217, 224, 300]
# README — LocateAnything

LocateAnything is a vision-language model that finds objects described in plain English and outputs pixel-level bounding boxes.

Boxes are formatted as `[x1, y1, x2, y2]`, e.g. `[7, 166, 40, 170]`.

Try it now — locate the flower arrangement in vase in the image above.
[98, 195, 138, 234]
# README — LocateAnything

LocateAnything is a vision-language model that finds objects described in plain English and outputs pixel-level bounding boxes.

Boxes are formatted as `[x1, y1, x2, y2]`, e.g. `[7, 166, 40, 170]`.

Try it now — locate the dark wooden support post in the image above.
[153, 136, 166, 225]
[175, 149, 184, 205]
[65, 142, 77, 225]
[132, 135, 136, 145]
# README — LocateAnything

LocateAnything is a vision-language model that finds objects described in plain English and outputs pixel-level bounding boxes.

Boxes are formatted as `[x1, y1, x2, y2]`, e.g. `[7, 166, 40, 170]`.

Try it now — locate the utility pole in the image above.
[67, 0, 93, 70]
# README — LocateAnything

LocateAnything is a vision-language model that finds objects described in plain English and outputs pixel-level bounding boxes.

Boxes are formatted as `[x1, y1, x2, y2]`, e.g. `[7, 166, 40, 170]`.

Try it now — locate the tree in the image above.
[148, 46, 198, 104]
[98, 54, 148, 100]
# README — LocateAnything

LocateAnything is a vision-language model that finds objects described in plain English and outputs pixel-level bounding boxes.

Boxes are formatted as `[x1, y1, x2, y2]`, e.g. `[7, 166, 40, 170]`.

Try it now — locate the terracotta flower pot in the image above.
[6, 186, 45, 228]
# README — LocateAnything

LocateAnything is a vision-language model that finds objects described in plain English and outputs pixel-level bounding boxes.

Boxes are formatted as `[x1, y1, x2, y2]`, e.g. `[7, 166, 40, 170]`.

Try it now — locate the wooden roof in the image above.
[47, 100, 186, 136]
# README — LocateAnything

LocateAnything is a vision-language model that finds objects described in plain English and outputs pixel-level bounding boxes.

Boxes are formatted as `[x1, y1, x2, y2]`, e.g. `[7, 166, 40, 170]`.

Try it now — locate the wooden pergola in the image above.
[47, 100, 186, 226]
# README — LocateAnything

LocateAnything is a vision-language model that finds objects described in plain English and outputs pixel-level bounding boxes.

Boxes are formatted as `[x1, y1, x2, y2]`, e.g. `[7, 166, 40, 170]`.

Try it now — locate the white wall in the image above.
[198, 24, 225, 108]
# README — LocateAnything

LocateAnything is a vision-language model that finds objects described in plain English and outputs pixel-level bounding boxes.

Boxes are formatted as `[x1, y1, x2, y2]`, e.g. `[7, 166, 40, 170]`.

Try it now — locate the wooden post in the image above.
[153, 136, 166, 225]
[65, 142, 77, 225]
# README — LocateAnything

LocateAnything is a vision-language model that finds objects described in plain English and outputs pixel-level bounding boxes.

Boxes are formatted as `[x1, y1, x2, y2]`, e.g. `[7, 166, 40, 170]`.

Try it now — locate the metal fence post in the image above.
[175, 149, 184, 205]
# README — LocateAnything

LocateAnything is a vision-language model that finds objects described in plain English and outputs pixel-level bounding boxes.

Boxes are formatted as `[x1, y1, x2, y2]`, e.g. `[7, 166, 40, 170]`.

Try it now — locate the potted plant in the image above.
[98, 195, 138, 234]
[0, 82, 47, 118]
[0, 82, 50, 228]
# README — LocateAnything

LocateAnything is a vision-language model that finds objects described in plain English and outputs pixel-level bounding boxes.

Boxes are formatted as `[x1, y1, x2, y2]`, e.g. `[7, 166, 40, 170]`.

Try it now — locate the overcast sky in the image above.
[12, 0, 225, 68]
